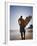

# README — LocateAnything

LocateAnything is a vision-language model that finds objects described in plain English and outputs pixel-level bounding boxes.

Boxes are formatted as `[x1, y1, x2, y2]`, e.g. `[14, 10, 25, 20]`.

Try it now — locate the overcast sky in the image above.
[10, 6, 33, 30]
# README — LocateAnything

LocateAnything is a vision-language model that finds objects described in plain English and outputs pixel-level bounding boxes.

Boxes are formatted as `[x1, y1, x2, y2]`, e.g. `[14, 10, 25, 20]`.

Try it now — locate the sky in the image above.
[10, 6, 33, 30]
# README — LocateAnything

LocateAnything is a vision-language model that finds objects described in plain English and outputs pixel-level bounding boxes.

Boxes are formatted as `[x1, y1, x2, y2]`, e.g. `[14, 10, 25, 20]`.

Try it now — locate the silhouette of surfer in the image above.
[18, 16, 32, 40]
[18, 16, 25, 40]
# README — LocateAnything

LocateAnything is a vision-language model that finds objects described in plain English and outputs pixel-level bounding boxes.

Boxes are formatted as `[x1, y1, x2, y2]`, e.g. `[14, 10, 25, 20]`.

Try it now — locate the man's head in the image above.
[20, 16, 22, 18]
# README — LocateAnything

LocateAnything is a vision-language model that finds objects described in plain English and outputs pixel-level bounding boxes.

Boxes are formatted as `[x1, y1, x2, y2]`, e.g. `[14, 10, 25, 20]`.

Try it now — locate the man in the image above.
[18, 16, 25, 40]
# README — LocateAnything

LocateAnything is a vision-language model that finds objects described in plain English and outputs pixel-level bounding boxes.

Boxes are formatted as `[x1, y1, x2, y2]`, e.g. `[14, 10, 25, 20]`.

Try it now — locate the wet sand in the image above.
[10, 30, 33, 40]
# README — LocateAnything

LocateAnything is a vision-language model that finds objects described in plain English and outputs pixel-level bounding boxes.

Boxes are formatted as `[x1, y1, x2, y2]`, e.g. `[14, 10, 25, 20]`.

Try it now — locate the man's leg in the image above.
[24, 32, 25, 40]
[21, 32, 23, 40]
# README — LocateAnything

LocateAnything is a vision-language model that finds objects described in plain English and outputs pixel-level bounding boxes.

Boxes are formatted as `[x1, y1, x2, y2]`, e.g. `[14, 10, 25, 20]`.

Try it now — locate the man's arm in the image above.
[18, 19, 21, 25]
